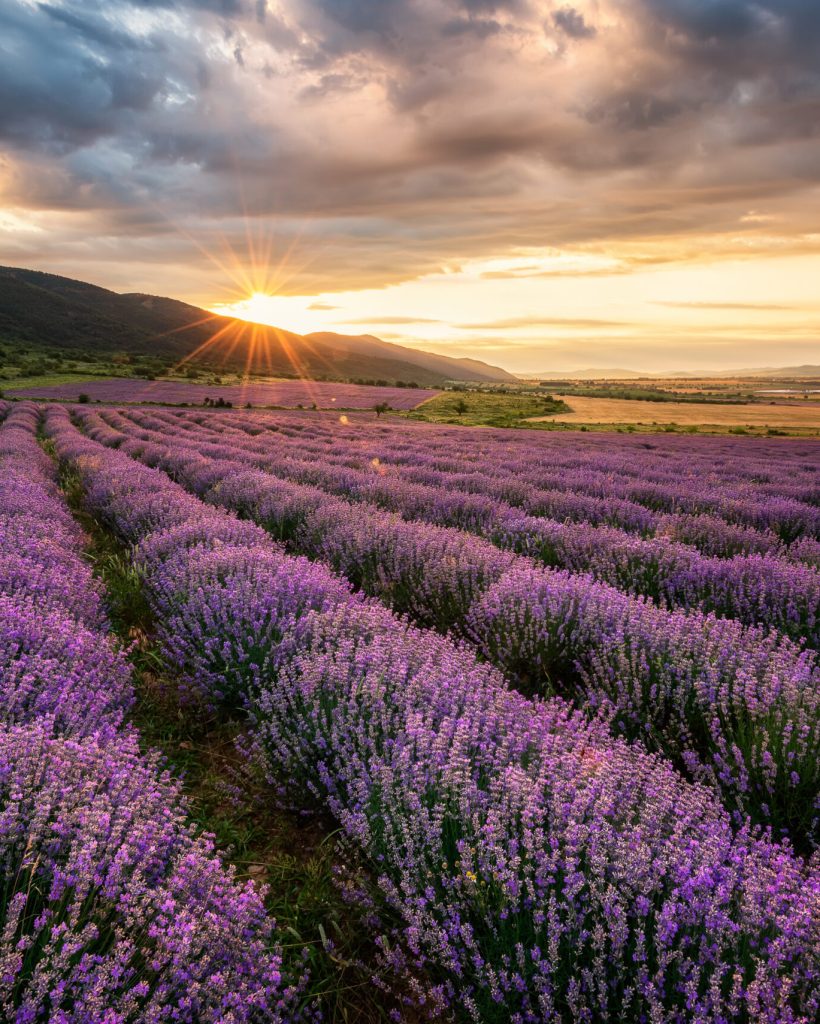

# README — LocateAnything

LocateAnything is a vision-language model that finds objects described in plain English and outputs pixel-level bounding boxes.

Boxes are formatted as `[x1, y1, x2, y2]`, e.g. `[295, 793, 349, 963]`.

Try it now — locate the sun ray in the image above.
[122, 170, 337, 383]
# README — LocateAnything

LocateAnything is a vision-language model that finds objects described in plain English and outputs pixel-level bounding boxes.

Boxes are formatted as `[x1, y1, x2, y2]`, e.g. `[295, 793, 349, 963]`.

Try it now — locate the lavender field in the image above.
[11, 377, 438, 410]
[1, 397, 818, 1023]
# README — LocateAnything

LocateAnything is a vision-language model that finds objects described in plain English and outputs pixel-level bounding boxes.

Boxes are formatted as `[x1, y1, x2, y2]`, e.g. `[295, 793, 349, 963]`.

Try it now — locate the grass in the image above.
[403, 389, 568, 427]
[399, 390, 820, 435]
[48, 448, 423, 1023]
[2, 372, 117, 391]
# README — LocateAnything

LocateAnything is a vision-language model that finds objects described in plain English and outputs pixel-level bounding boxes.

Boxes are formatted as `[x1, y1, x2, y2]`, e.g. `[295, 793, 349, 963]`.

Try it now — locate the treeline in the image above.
[0, 338, 175, 381]
[350, 377, 420, 388]
[0, 338, 429, 390]
[558, 385, 750, 404]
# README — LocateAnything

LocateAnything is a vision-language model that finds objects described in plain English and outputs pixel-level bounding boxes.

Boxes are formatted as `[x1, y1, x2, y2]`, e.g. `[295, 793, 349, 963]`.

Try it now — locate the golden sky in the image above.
[2, 1, 819, 372]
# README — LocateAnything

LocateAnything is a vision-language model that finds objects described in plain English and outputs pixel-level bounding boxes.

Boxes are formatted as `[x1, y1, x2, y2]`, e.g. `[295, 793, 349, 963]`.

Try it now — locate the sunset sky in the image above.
[1, 1, 819, 373]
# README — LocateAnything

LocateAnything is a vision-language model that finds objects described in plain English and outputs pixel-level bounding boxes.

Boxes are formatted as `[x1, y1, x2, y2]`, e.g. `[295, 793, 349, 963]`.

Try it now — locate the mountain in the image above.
[0, 266, 513, 386]
[305, 332, 516, 384]
[523, 366, 820, 380]
[709, 365, 820, 378]
[524, 368, 655, 380]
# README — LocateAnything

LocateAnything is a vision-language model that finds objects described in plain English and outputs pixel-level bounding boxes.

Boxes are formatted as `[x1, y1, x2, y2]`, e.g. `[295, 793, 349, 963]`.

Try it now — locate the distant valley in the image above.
[525, 366, 820, 380]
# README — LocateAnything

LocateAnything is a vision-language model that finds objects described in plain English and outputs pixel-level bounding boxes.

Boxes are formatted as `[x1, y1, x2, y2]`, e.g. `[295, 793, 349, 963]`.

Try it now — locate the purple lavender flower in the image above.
[0, 722, 300, 1022]
[0, 594, 133, 738]
[42, 402, 820, 1019]
[251, 603, 820, 1023]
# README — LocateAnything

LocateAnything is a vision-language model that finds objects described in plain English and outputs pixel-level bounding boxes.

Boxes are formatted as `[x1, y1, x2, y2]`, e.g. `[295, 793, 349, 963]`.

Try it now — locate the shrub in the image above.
[0, 723, 298, 1022]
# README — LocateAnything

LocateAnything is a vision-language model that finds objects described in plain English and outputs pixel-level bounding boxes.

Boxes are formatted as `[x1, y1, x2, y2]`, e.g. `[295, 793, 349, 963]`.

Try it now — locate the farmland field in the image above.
[1, 397, 819, 1022]
[9, 376, 439, 409]
[532, 393, 820, 431]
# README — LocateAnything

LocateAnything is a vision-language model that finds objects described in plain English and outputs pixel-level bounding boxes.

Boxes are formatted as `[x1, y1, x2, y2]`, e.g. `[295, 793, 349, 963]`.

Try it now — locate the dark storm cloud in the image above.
[646, 1, 820, 44]
[3, 1, 817, 171]
[298, 73, 362, 101]
[310, 0, 404, 33]
[584, 93, 686, 132]
[458, 0, 521, 11]
[552, 7, 596, 39]
[441, 17, 503, 39]
[1, 0, 820, 294]
[0, 2, 187, 153]
[641, 1, 820, 74]
[38, 3, 153, 50]
[648, 0, 761, 40]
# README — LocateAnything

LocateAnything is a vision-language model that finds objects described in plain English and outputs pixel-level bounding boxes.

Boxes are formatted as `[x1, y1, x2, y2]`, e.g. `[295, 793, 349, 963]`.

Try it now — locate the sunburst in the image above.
[152, 220, 326, 405]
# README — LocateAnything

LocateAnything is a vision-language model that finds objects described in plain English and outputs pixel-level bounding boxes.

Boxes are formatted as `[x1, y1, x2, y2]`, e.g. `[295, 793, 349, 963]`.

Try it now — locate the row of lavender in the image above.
[223, 403, 817, 481]
[169, 405, 820, 541]
[0, 404, 299, 1021]
[13, 377, 439, 410]
[77, 407, 820, 849]
[43, 404, 820, 1023]
[103, 406, 819, 643]
[108, 405, 820, 568]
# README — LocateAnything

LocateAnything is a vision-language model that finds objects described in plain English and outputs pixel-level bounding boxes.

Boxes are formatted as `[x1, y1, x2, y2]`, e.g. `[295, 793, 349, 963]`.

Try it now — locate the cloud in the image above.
[653, 301, 794, 311]
[552, 7, 596, 39]
[455, 317, 628, 329]
[441, 16, 503, 39]
[0, 0, 819, 306]
[298, 72, 362, 100]
[341, 316, 443, 324]
[0, 4, 169, 153]
[646, 0, 762, 41]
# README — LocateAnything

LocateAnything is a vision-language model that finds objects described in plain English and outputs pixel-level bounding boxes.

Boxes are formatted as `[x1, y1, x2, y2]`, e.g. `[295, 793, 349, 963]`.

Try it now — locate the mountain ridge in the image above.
[0, 266, 514, 386]
[525, 366, 820, 380]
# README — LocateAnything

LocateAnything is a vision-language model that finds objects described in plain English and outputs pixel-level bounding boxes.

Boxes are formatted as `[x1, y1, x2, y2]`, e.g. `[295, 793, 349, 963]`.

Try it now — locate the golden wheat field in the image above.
[530, 395, 820, 431]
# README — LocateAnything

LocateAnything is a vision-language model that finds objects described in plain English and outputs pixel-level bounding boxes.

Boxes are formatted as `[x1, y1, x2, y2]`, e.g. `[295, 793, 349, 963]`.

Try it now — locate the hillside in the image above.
[710, 365, 820, 379]
[0, 266, 513, 385]
[305, 331, 516, 384]
[526, 366, 820, 380]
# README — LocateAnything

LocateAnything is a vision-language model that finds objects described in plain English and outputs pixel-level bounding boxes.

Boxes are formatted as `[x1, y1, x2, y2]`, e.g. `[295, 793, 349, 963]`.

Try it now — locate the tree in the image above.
[77, 393, 90, 404]
[374, 402, 390, 418]
[454, 398, 468, 416]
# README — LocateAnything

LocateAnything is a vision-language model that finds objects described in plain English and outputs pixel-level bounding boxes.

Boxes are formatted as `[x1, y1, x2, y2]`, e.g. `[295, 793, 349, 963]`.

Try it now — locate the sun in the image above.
[185, 217, 335, 336]
[216, 291, 279, 325]
[201, 228, 349, 335]
[210, 292, 330, 336]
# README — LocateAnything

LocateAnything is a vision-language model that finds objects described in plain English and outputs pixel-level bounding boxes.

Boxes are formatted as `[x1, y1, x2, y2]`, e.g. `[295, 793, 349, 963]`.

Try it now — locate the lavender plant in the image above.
[0, 723, 300, 1022]
[252, 603, 820, 1023]
[70, 405, 820, 843]
[467, 562, 820, 849]
[42, 405, 820, 1022]
[82, 407, 819, 643]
